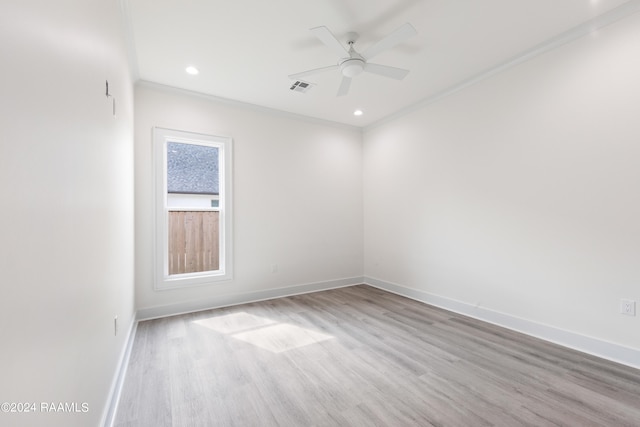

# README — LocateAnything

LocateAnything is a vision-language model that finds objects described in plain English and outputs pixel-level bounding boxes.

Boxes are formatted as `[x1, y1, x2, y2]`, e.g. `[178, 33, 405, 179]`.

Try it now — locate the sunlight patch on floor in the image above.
[232, 323, 333, 353]
[193, 312, 333, 353]
[193, 312, 276, 334]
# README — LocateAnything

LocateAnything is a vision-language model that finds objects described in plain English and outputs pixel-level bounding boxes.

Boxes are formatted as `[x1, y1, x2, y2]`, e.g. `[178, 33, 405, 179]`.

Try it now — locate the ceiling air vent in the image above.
[290, 80, 314, 93]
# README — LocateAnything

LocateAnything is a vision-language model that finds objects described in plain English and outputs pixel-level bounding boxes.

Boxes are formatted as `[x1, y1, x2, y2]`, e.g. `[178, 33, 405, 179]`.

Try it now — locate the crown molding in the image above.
[136, 80, 362, 133]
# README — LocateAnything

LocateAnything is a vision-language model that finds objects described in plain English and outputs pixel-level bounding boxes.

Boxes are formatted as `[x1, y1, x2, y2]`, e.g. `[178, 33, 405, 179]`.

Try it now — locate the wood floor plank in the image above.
[115, 285, 640, 426]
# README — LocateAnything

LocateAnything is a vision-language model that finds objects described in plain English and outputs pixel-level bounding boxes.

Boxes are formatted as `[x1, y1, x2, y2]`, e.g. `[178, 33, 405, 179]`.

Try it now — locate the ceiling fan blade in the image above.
[337, 76, 352, 96]
[288, 65, 338, 80]
[310, 26, 350, 58]
[362, 22, 417, 60]
[364, 63, 410, 80]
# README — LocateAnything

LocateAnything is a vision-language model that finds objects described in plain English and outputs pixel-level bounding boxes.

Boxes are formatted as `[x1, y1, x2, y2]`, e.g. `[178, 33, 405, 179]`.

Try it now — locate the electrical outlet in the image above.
[114, 316, 118, 335]
[620, 299, 636, 316]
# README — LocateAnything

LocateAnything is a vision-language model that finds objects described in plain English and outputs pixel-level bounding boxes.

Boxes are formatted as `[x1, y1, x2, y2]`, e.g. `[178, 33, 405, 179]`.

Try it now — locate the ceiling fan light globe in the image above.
[340, 59, 364, 78]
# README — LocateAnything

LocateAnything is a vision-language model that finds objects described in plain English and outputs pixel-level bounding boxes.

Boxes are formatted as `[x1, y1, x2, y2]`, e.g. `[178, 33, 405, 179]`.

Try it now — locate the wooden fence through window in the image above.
[168, 211, 219, 275]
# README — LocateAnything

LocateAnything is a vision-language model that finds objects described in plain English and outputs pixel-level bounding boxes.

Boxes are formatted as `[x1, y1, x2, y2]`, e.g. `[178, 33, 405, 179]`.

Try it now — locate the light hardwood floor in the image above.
[115, 285, 640, 426]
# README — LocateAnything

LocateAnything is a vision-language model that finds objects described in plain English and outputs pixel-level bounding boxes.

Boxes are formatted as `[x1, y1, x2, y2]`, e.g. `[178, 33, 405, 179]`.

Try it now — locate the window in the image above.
[154, 127, 233, 289]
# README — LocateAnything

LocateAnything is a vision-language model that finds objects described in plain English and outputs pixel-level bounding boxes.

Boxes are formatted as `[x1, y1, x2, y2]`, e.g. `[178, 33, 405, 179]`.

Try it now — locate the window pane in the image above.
[166, 141, 220, 275]
[167, 142, 219, 195]
[168, 211, 220, 275]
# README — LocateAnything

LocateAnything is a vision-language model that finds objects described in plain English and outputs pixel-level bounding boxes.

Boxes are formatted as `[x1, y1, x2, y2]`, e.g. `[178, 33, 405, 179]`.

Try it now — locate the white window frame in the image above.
[153, 127, 233, 290]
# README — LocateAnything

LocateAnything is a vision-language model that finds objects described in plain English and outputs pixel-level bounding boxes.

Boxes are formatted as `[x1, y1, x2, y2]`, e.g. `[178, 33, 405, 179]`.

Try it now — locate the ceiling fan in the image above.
[289, 23, 417, 96]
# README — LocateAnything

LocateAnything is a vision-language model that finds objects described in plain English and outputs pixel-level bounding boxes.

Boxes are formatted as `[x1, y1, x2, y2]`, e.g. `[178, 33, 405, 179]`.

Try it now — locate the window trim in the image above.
[153, 127, 233, 290]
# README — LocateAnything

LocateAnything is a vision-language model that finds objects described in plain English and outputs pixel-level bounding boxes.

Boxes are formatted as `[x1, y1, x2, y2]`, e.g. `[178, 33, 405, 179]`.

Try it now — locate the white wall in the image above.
[0, 1, 135, 426]
[135, 84, 363, 316]
[364, 12, 640, 355]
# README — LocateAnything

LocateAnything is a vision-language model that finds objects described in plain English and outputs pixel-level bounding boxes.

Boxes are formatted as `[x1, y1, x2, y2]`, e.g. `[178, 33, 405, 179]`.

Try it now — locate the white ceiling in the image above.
[124, 0, 635, 127]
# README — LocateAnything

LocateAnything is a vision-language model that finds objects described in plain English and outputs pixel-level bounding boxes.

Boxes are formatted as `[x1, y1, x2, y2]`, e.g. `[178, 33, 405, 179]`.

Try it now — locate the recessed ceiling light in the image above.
[185, 66, 199, 75]
[354, 109, 363, 116]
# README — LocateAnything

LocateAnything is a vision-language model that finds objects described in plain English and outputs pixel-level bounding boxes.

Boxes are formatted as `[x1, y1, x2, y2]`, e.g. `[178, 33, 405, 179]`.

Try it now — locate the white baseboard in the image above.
[101, 313, 139, 427]
[137, 276, 366, 321]
[364, 276, 640, 371]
